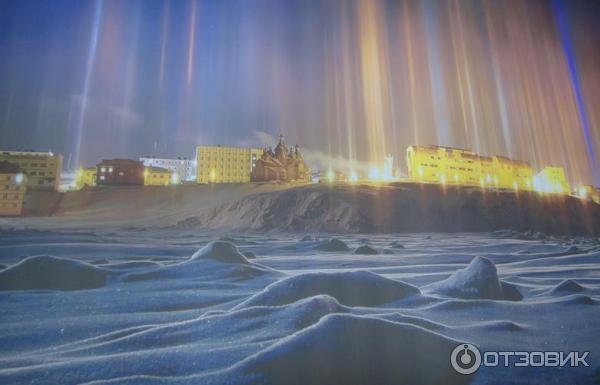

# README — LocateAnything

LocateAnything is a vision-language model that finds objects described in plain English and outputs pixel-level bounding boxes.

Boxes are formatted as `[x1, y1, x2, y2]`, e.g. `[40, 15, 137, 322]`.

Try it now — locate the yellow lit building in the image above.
[0, 150, 62, 190]
[144, 166, 173, 186]
[406, 145, 534, 191]
[75, 167, 97, 189]
[533, 167, 570, 194]
[0, 161, 27, 216]
[578, 185, 600, 204]
[196, 145, 263, 184]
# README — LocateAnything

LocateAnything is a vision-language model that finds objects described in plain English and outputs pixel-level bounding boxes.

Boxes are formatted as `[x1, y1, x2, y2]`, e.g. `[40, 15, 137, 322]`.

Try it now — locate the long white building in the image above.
[139, 156, 195, 183]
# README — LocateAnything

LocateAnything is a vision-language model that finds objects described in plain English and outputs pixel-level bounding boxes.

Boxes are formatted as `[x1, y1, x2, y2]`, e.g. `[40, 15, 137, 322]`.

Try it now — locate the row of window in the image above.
[1, 193, 20, 199]
[0, 203, 20, 208]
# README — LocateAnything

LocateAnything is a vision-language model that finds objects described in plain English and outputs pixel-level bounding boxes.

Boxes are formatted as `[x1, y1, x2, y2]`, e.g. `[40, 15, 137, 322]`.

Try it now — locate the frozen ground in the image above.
[0, 229, 599, 384]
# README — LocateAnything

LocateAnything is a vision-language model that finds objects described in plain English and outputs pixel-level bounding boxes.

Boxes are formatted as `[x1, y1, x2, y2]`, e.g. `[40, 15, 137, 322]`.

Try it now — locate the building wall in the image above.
[406, 145, 535, 191]
[0, 151, 62, 190]
[139, 157, 195, 182]
[75, 167, 97, 189]
[0, 172, 26, 216]
[96, 160, 145, 186]
[196, 146, 263, 184]
[534, 167, 570, 194]
[144, 168, 172, 186]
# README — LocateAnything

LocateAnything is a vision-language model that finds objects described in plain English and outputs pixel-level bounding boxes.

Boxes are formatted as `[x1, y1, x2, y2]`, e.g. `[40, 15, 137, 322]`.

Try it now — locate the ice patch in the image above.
[0, 255, 110, 291]
[234, 270, 420, 309]
[235, 314, 469, 385]
[425, 256, 523, 301]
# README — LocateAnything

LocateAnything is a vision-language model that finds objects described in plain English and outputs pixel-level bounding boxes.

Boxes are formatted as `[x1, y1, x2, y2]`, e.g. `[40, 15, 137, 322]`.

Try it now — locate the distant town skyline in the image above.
[0, 0, 599, 185]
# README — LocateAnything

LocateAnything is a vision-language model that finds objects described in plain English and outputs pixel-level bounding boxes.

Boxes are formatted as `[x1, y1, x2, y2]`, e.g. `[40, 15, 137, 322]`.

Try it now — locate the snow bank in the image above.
[236, 314, 469, 385]
[353, 245, 379, 255]
[550, 279, 586, 294]
[314, 238, 350, 252]
[426, 256, 522, 301]
[0, 255, 110, 291]
[191, 241, 250, 264]
[123, 241, 277, 283]
[234, 271, 420, 309]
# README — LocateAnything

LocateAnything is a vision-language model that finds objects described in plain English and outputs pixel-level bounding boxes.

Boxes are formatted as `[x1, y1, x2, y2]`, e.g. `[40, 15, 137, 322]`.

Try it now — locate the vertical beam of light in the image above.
[159, 0, 170, 89]
[400, 0, 420, 145]
[552, 0, 599, 185]
[357, 0, 391, 164]
[187, 0, 197, 85]
[452, 1, 480, 153]
[422, 0, 451, 147]
[73, 0, 103, 168]
[482, 2, 512, 158]
[2, 91, 13, 132]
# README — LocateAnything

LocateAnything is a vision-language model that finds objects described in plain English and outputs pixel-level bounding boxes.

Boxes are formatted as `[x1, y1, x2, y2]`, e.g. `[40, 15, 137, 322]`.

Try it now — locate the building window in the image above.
[118, 171, 124, 176]
[99, 176, 105, 180]
[100, 167, 106, 172]
[108, 167, 113, 173]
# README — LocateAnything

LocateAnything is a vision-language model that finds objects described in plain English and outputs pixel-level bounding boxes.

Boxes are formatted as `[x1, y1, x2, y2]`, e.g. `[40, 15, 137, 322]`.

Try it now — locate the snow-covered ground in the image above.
[0, 229, 599, 384]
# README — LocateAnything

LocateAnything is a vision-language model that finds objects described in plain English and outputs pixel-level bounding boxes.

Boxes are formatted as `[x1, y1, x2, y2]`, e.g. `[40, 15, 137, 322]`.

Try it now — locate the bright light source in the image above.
[579, 186, 588, 199]
[368, 167, 380, 180]
[15, 173, 24, 185]
[417, 166, 424, 177]
[349, 171, 358, 183]
[326, 169, 335, 183]
[440, 175, 447, 185]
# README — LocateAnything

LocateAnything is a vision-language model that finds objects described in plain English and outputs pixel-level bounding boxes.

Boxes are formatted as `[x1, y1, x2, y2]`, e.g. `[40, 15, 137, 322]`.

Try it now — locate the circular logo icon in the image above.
[451, 343, 481, 375]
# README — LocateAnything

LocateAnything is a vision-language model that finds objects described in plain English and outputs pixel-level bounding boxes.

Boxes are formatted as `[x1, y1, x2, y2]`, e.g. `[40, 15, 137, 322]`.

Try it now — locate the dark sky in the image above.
[0, 0, 599, 185]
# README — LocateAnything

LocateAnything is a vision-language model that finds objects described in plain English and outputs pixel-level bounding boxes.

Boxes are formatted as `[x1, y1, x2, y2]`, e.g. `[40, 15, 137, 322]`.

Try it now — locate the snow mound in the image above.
[389, 241, 405, 248]
[191, 241, 250, 264]
[426, 256, 522, 301]
[353, 245, 379, 255]
[243, 251, 257, 259]
[550, 279, 586, 294]
[0, 255, 110, 291]
[314, 238, 350, 252]
[236, 314, 468, 385]
[234, 270, 420, 309]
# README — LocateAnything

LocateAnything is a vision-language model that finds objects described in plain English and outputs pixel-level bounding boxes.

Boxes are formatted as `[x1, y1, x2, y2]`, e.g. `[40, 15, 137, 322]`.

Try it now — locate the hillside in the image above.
[179, 183, 600, 236]
[3, 182, 599, 235]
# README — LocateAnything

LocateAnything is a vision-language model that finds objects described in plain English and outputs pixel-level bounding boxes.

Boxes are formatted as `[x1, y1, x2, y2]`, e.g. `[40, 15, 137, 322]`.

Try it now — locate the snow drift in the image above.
[235, 314, 469, 385]
[314, 238, 350, 252]
[0, 255, 110, 291]
[425, 256, 522, 301]
[234, 271, 420, 309]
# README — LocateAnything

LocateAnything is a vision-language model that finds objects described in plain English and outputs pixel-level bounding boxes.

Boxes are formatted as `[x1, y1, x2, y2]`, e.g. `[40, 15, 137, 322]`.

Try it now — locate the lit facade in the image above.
[406, 145, 534, 191]
[196, 145, 263, 184]
[0, 150, 62, 190]
[0, 161, 27, 216]
[534, 167, 570, 194]
[75, 167, 97, 189]
[139, 156, 195, 183]
[144, 166, 173, 186]
[96, 159, 145, 186]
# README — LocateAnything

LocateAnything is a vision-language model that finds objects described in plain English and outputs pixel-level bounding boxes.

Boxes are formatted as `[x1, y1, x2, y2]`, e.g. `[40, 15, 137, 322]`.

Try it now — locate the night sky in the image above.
[0, 0, 599, 185]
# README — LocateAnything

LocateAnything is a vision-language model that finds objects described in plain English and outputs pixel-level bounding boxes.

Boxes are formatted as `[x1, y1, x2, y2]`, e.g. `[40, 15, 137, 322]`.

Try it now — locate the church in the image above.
[251, 135, 311, 183]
